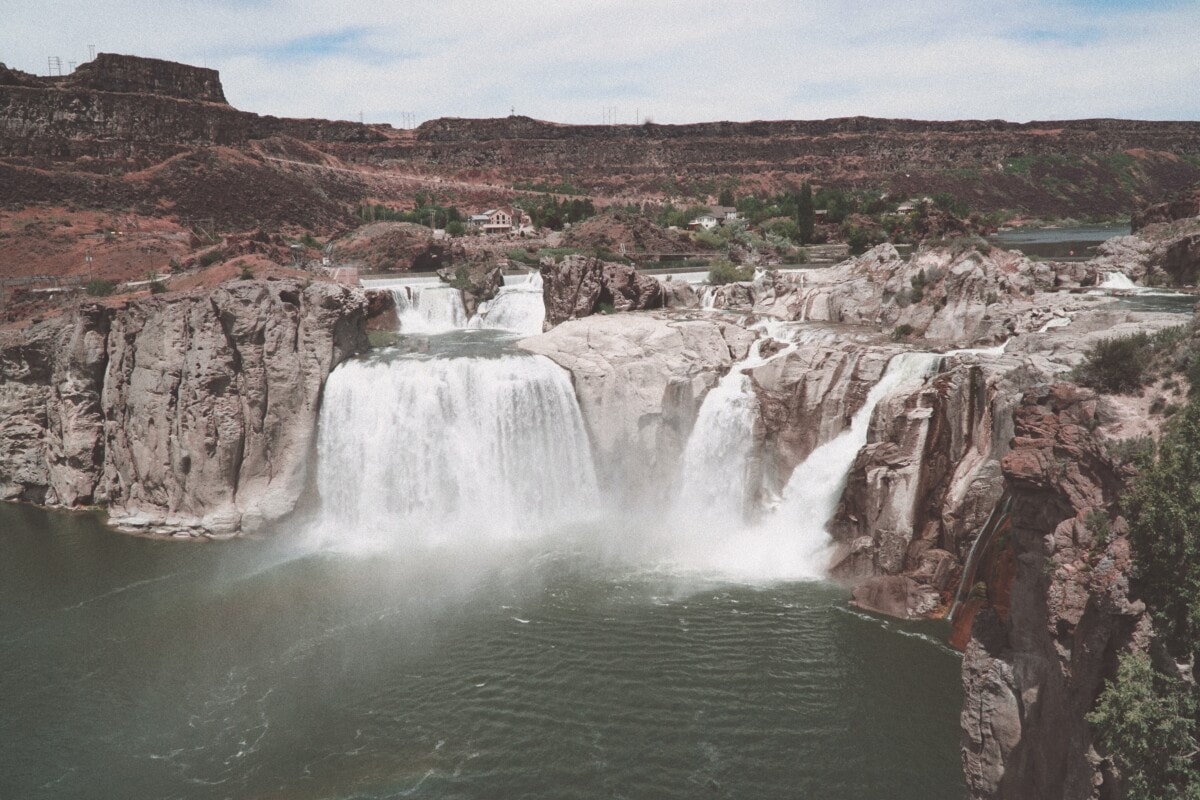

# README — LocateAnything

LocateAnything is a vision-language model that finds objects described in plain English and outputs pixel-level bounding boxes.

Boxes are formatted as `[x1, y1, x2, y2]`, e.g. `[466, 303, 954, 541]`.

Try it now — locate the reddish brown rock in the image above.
[960, 384, 1147, 800]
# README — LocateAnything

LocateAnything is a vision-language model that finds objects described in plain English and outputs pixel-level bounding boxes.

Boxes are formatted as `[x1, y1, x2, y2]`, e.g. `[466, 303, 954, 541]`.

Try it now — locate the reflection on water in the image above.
[989, 222, 1130, 260]
[0, 504, 965, 800]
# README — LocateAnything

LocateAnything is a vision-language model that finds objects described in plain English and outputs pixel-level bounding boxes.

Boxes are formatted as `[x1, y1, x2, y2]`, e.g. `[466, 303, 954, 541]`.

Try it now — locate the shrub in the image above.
[199, 249, 225, 268]
[446, 220, 466, 236]
[84, 279, 116, 297]
[149, 281, 167, 294]
[891, 323, 915, 340]
[707, 260, 754, 285]
[1125, 398, 1200, 655]
[1073, 332, 1153, 394]
[239, 266, 255, 280]
[1087, 651, 1199, 800]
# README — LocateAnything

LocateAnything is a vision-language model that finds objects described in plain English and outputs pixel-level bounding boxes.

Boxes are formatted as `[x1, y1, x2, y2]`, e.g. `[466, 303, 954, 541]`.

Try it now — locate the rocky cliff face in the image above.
[754, 244, 1079, 346]
[520, 313, 754, 502]
[959, 384, 1147, 800]
[0, 279, 369, 534]
[539, 255, 664, 328]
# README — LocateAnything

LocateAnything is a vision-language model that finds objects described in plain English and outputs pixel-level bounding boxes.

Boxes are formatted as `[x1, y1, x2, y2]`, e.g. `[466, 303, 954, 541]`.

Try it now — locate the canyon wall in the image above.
[0, 279, 369, 534]
[959, 385, 1147, 800]
[5, 55, 1200, 221]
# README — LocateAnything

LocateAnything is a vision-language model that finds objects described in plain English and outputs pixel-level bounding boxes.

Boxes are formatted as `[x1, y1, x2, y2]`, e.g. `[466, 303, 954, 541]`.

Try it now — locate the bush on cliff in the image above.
[1088, 397, 1200, 799]
[708, 260, 753, 285]
[1088, 651, 1199, 800]
[1126, 398, 1200, 655]
[1073, 327, 1190, 394]
[84, 279, 116, 297]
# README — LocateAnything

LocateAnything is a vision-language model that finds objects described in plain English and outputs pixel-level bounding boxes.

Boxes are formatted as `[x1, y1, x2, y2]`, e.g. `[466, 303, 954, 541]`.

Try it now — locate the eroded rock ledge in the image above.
[0, 279, 369, 535]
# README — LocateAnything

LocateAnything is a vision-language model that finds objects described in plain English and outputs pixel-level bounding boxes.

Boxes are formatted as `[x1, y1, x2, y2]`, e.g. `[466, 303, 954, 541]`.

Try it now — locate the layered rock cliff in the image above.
[959, 384, 1147, 800]
[0, 279, 369, 534]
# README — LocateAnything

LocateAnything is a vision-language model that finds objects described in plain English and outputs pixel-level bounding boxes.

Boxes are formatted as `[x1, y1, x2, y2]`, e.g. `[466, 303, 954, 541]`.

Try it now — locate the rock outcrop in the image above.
[757, 244, 1069, 346]
[539, 255, 664, 327]
[749, 328, 903, 492]
[438, 260, 503, 317]
[959, 384, 1148, 800]
[520, 313, 753, 501]
[831, 352, 1047, 617]
[0, 279, 369, 534]
[1132, 184, 1200, 231]
[334, 222, 464, 274]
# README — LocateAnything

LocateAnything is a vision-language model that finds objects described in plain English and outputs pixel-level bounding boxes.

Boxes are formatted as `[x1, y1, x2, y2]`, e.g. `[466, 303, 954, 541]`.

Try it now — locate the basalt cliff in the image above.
[4, 53, 1200, 234]
[0, 279, 369, 534]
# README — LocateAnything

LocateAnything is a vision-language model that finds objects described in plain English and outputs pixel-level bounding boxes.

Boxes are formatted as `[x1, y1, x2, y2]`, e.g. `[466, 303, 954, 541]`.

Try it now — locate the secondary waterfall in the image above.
[774, 351, 940, 533]
[1098, 272, 1137, 290]
[308, 350, 599, 549]
[469, 273, 546, 335]
[666, 344, 939, 580]
[391, 285, 468, 333]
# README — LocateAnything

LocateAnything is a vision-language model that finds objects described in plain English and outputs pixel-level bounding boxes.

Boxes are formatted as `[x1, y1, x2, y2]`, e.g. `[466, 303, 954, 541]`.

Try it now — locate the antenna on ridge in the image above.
[88, 44, 95, 61]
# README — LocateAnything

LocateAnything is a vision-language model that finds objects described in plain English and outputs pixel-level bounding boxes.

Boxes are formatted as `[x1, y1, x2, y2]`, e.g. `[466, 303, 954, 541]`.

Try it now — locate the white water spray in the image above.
[308, 352, 599, 550]
[1098, 272, 1137, 290]
[665, 346, 940, 582]
[390, 285, 468, 333]
[469, 273, 545, 335]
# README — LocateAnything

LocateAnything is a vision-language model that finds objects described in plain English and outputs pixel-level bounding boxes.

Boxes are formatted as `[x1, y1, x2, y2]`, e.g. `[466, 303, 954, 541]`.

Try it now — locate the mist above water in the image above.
[306, 313, 942, 589]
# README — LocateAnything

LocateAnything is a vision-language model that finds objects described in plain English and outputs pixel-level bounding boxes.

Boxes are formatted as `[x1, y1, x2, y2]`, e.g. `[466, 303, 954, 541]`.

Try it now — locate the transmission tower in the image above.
[47, 56, 63, 76]
[88, 44, 95, 61]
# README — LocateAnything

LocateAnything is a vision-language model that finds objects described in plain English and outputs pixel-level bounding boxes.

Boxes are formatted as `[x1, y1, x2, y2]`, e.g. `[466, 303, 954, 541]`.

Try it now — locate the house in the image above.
[688, 205, 742, 231]
[468, 209, 512, 233]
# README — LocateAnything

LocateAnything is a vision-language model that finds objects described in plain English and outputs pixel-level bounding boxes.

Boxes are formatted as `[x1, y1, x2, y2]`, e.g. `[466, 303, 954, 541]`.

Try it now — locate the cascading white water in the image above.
[391, 285, 469, 333]
[671, 340, 779, 526]
[469, 273, 545, 335]
[308, 351, 599, 550]
[1099, 272, 1137, 290]
[665, 346, 940, 581]
[773, 351, 940, 536]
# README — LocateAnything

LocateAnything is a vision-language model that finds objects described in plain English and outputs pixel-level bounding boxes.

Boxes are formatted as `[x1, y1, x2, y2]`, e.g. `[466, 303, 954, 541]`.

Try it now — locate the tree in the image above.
[1126, 398, 1200, 657]
[1087, 652, 1200, 800]
[718, 187, 735, 207]
[796, 181, 815, 244]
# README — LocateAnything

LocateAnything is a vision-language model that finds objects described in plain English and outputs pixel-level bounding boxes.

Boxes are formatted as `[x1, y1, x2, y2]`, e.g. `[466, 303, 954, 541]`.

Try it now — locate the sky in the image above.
[3, 0, 1198, 128]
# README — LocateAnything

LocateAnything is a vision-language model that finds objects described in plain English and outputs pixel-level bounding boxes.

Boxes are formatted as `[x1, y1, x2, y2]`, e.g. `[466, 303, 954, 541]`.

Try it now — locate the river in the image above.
[0, 305, 967, 799]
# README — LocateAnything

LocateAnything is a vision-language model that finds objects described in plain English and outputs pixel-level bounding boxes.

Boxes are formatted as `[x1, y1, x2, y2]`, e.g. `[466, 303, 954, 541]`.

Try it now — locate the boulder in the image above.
[540, 255, 663, 327]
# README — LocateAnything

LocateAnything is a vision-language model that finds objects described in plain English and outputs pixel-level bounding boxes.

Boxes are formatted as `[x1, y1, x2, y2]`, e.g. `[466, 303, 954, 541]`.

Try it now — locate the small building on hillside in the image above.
[469, 208, 516, 234]
[688, 205, 742, 231]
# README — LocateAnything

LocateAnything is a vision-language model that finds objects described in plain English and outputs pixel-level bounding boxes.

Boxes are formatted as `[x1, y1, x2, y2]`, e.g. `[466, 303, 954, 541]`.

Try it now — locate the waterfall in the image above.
[664, 346, 939, 581]
[308, 351, 599, 550]
[772, 351, 941, 548]
[1098, 272, 1137, 290]
[671, 339, 782, 526]
[390, 285, 469, 333]
[469, 273, 545, 335]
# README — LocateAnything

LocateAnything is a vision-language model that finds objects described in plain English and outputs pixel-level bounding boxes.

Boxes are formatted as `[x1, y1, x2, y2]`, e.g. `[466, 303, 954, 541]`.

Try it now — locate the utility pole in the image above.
[85, 251, 93, 283]
[88, 44, 95, 61]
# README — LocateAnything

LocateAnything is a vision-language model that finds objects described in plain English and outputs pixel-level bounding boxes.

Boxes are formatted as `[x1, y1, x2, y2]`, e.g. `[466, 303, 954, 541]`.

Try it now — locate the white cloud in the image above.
[2, 0, 1197, 125]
